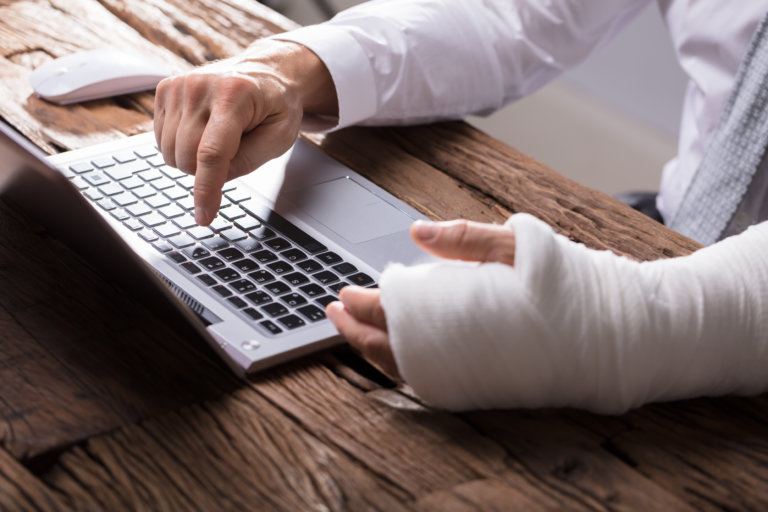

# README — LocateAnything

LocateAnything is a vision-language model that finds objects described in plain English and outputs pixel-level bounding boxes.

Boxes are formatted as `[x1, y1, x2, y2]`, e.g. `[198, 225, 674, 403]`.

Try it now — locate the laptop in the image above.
[0, 119, 431, 375]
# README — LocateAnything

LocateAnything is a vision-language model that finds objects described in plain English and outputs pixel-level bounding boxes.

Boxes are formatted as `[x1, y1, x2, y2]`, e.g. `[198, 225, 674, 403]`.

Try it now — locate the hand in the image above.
[154, 39, 337, 226]
[327, 219, 517, 380]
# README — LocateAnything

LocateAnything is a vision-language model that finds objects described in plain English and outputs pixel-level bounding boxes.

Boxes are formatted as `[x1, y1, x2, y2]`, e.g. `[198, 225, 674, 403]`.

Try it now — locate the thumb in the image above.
[411, 219, 516, 265]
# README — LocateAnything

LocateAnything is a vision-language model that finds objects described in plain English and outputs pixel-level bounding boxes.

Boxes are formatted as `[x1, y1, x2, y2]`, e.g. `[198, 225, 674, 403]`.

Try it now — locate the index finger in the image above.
[192, 107, 246, 225]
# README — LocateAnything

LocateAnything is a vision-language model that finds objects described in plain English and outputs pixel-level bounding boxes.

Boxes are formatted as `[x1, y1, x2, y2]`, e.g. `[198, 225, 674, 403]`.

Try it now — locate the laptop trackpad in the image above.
[287, 177, 414, 243]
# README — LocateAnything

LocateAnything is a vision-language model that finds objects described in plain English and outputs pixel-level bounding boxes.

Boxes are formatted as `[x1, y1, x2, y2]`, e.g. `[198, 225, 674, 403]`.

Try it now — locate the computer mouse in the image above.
[29, 48, 172, 105]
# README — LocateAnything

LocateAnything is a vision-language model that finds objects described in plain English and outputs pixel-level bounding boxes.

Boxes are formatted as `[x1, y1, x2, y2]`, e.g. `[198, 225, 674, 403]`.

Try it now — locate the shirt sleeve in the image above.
[275, 0, 652, 130]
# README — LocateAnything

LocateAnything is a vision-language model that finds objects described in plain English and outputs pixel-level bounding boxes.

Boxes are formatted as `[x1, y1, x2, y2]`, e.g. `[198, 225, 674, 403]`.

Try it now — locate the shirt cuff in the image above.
[272, 25, 378, 131]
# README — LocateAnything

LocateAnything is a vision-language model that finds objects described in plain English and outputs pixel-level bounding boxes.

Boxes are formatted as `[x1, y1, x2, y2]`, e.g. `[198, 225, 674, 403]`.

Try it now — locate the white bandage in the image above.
[379, 213, 768, 413]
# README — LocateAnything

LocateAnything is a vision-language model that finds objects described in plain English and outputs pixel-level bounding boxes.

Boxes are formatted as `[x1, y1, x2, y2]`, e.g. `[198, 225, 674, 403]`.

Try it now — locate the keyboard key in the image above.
[144, 194, 170, 209]
[137, 168, 163, 181]
[84, 189, 103, 201]
[110, 209, 129, 221]
[138, 229, 159, 242]
[152, 240, 173, 253]
[209, 217, 231, 232]
[225, 188, 251, 203]
[299, 284, 325, 297]
[212, 284, 232, 298]
[202, 236, 229, 251]
[123, 218, 143, 231]
[197, 274, 217, 287]
[265, 281, 291, 296]
[159, 204, 185, 219]
[280, 293, 307, 308]
[235, 237, 262, 253]
[250, 226, 276, 240]
[155, 223, 181, 238]
[262, 303, 288, 318]
[135, 146, 158, 158]
[188, 226, 215, 240]
[69, 161, 93, 174]
[96, 198, 117, 211]
[282, 272, 309, 286]
[177, 174, 195, 189]
[348, 272, 375, 286]
[267, 261, 292, 274]
[173, 215, 197, 230]
[164, 186, 188, 201]
[91, 156, 115, 168]
[152, 177, 176, 190]
[220, 207, 246, 221]
[99, 182, 124, 196]
[229, 279, 256, 294]
[221, 228, 247, 242]
[133, 185, 157, 199]
[227, 296, 248, 309]
[315, 295, 336, 308]
[233, 258, 259, 272]
[113, 151, 137, 164]
[84, 172, 110, 187]
[313, 270, 338, 285]
[297, 259, 323, 273]
[218, 248, 244, 261]
[242, 308, 264, 321]
[71, 177, 88, 189]
[184, 246, 210, 259]
[277, 314, 306, 330]
[213, 268, 240, 282]
[245, 290, 271, 305]
[126, 202, 152, 217]
[259, 320, 282, 335]
[177, 195, 195, 210]
[281, 248, 306, 262]
[265, 237, 291, 251]
[180, 262, 201, 274]
[253, 250, 278, 264]
[297, 305, 325, 322]
[317, 251, 343, 265]
[147, 155, 165, 167]
[332, 262, 357, 275]
[328, 282, 349, 295]
[140, 212, 167, 227]
[234, 216, 261, 231]
[162, 166, 185, 179]
[112, 192, 138, 207]
[168, 233, 195, 248]
[121, 176, 145, 189]
[200, 256, 225, 271]
[248, 270, 274, 284]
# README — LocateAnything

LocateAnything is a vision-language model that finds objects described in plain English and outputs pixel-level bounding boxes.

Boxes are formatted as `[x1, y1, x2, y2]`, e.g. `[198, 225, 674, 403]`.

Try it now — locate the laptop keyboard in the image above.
[58, 143, 375, 337]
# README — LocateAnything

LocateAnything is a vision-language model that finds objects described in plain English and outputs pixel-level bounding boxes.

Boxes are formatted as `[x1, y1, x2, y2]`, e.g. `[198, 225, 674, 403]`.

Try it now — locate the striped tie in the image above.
[670, 12, 768, 245]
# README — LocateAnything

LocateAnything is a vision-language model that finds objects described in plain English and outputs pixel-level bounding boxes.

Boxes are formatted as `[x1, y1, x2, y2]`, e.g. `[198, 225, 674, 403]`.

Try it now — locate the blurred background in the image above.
[268, 0, 688, 197]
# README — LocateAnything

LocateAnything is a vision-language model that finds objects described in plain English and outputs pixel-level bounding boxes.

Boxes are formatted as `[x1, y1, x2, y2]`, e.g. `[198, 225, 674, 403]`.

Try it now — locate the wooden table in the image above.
[2, 1, 766, 510]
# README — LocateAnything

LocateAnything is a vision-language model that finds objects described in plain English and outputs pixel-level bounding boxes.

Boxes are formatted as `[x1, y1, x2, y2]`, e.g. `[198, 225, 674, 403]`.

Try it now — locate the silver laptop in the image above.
[0, 120, 430, 375]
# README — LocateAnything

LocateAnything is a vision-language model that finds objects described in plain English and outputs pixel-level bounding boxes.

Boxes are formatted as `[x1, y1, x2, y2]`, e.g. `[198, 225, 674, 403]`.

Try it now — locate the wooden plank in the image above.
[35, 362, 693, 510]
[40, 379, 413, 511]
[564, 398, 768, 510]
[0, 201, 241, 460]
[0, 447, 69, 512]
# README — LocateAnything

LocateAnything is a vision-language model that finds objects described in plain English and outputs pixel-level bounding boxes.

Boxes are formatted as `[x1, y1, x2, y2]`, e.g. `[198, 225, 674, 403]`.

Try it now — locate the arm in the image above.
[278, 0, 652, 128]
[332, 215, 768, 413]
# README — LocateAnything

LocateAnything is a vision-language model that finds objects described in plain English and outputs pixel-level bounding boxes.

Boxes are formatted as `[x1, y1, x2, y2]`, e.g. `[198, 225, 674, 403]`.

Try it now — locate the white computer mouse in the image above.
[29, 48, 172, 105]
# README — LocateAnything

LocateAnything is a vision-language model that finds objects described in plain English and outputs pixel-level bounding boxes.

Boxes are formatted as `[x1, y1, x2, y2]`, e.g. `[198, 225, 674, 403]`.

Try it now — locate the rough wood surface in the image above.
[1, 0, 764, 511]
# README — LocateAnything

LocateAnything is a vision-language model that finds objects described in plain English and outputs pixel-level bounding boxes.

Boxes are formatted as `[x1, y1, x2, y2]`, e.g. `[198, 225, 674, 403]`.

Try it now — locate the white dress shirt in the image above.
[278, 0, 768, 222]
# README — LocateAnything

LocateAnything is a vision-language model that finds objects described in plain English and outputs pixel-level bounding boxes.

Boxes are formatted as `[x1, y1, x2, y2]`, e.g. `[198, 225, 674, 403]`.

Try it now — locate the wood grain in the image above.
[0, 448, 68, 512]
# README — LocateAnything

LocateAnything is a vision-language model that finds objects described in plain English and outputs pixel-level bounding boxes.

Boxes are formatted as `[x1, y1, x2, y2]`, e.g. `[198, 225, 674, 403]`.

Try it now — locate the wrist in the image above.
[243, 38, 338, 118]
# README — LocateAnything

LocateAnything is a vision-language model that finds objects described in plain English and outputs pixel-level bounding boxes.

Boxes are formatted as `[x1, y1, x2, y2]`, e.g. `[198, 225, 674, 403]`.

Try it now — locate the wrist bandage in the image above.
[380, 214, 768, 413]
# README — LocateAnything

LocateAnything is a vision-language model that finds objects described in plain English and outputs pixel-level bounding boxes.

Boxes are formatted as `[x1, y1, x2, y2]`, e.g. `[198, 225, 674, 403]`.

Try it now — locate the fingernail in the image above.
[195, 206, 211, 226]
[412, 220, 438, 242]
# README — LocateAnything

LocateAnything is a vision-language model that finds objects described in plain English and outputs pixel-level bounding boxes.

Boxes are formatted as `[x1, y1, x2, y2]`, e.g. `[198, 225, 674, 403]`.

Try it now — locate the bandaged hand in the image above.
[327, 219, 517, 380]
[376, 214, 768, 413]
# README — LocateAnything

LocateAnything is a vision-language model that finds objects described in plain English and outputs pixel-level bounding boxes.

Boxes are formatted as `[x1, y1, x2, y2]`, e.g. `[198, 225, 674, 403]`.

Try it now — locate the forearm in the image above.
[380, 214, 768, 413]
